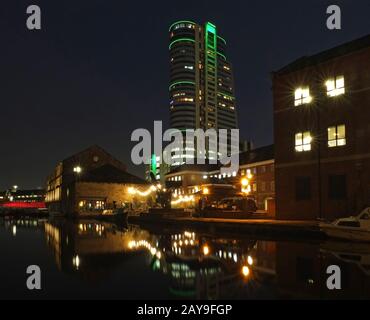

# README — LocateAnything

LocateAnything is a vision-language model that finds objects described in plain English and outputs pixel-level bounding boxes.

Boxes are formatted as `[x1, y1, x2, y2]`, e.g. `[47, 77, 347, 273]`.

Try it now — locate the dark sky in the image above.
[0, 0, 369, 190]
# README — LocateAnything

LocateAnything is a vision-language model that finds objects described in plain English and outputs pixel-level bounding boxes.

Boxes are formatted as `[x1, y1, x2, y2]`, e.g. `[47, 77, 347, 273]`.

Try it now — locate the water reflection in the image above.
[2, 218, 42, 237]
[3, 218, 42, 231]
[124, 228, 264, 299]
[1, 217, 370, 299]
[44, 220, 140, 281]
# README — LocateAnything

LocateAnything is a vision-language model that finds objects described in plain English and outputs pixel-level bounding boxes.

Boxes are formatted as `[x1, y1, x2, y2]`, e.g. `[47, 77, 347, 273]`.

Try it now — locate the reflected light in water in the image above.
[73, 255, 80, 270]
[242, 266, 250, 277]
[128, 241, 136, 249]
[127, 239, 161, 258]
[4, 219, 370, 300]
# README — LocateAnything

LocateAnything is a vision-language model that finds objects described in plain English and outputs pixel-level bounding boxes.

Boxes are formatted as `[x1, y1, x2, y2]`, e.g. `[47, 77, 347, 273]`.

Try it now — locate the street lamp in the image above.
[242, 265, 250, 277]
[73, 166, 82, 174]
[202, 245, 210, 256]
[241, 178, 249, 187]
[241, 177, 251, 195]
[247, 255, 254, 266]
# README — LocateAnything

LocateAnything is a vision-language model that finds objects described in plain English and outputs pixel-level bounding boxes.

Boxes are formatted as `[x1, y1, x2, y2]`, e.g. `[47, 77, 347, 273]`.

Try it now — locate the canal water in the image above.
[0, 218, 369, 300]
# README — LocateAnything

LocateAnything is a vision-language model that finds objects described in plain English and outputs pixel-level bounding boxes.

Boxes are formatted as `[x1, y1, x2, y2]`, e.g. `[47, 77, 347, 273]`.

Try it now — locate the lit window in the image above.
[176, 97, 194, 103]
[326, 76, 345, 97]
[295, 131, 312, 152]
[328, 125, 346, 148]
[246, 170, 253, 179]
[294, 87, 312, 106]
[173, 92, 186, 98]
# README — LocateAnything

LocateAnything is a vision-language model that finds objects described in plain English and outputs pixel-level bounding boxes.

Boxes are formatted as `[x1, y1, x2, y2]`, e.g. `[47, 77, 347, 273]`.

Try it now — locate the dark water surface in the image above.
[1, 218, 370, 300]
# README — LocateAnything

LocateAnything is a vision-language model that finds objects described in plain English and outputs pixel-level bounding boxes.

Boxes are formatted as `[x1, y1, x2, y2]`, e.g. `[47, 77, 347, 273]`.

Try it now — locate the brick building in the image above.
[45, 145, 149, 216]
[165, 145, 275, 214]
[239, 145, 275, 212]
[273, 35, 370, 220]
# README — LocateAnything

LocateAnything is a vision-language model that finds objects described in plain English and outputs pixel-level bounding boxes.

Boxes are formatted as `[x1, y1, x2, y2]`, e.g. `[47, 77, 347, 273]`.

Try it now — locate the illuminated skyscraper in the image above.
[169, 21, 239, 165]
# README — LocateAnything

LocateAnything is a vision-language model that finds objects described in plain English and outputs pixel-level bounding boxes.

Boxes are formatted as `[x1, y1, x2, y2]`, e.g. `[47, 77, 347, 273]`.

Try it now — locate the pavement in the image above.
[182, 217, 319, 228]
[129, 214, 324, 240]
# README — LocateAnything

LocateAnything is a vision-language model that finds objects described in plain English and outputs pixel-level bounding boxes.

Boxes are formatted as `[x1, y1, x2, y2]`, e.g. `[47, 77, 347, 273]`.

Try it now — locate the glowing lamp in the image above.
[203, 245, 210, 256]
[242, 266, 250, 277]
[241, 178, 249, 187]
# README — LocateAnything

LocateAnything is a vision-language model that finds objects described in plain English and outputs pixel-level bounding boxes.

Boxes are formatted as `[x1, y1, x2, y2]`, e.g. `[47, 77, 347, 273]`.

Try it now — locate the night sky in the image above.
[0, 0, 369, 190]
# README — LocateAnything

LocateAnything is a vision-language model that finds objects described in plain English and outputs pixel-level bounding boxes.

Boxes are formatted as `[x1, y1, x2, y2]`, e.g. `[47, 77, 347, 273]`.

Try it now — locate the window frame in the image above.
[294, 87, 312, 106]
[328, 124, 346, 148]
[326, 75, 345, 97]
[295, 131, 312, 152]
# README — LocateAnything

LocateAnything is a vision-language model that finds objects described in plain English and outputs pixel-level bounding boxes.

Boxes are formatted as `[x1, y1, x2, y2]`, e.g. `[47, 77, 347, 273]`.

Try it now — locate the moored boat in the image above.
[320, 207, 370, 242]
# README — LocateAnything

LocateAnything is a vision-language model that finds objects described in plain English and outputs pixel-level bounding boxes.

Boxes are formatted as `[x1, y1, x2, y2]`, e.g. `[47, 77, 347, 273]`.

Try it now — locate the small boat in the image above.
[320, 207, 370, 242]
[99, 208, 128, 223]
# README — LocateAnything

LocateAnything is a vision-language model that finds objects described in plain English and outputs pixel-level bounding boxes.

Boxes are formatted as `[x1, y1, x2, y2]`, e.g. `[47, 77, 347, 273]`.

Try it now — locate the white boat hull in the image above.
[320, 224, 370, 242]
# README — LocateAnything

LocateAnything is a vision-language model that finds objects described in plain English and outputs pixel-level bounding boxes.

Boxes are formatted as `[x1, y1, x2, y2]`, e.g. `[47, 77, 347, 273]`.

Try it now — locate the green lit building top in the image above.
[169, 21, 239, 165]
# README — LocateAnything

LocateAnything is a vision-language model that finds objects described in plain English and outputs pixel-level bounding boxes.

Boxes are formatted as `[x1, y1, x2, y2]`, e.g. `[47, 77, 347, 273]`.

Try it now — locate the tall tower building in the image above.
[169, 21, 238, 166]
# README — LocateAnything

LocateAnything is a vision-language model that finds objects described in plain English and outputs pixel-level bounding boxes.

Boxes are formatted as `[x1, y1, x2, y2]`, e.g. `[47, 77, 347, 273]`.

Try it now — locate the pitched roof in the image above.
[79, 164, 147, 185]
[239, 144, 274, 165]
[275, 34, 370, 75]
[63, 145, 124, 166]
